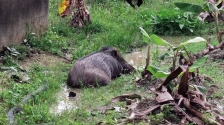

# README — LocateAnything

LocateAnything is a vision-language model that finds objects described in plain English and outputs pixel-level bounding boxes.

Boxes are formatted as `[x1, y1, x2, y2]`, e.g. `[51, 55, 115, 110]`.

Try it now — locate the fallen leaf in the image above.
[128, 105, 160, 120]
[110, 94, 141, 103]
[92, 106, 115, 115]
[161, 85, 168, 92]
[178, 66, 189, 96]
[191, 117, 204, 125]
[187, 90, 210, 111]
[216, 115, 224, 125]
[173, 103, 198, 124]
[158, 65, 188, 90]
[156, 91, 174, 103]
[58, 0, 70, 17]
[126, 99, 139, 110]
[183, 98, 220, 125]
[179, 116, 188, 125]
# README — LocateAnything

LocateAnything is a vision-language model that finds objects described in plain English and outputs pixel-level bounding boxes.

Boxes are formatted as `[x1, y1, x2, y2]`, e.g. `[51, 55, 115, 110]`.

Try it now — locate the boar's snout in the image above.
[122, 63, 136, 74]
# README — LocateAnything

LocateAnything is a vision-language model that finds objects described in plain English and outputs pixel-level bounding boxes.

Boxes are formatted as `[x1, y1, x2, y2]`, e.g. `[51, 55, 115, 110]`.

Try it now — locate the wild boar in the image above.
[67, 46, 135, 88]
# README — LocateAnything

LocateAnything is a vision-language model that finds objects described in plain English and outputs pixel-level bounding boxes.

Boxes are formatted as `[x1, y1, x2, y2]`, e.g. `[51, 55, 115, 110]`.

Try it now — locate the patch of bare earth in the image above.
[19, 52, 69, 71]
[18, 51, 81, 114]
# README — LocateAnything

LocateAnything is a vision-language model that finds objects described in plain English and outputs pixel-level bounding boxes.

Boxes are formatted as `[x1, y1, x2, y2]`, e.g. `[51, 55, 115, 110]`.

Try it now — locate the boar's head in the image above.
[100, 46, 135, 74]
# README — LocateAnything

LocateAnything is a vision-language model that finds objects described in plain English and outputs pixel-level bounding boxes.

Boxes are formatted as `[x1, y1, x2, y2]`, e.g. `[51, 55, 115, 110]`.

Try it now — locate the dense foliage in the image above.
[151, 8, 204, 35]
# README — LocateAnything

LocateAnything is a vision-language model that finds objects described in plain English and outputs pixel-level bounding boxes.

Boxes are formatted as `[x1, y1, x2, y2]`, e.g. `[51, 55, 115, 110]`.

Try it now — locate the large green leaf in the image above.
[179, 55, 208, 77]
[147, 65, 170, 78]
[189, 85, 207, 94]
[178, 37, 206, 49]
[202, 2, 209, 11]
[139, 27, 150, 43]
[174, 2, 203, 13]
[150, 34, 169, 46]
[159, 52, 174, 60]
[189, 55, 208, 72]
[207, 2, 218, 12]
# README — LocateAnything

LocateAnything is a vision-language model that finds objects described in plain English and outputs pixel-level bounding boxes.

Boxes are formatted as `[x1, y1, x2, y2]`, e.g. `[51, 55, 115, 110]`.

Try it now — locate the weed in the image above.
[211, 91, 222, 98]
[13, 45, 28, 57]
[26, 30, 68, 55]
[3, 55, 17, 66]
[148, 112, 164, 124]
[0, 72, 9, 102]
[163, 105, 180, 123]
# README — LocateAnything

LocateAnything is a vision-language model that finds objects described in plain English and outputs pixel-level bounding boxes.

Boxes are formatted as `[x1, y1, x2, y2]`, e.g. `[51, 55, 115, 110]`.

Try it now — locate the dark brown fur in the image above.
[126, 0, 143, 8]
[67, 47, 135, 88]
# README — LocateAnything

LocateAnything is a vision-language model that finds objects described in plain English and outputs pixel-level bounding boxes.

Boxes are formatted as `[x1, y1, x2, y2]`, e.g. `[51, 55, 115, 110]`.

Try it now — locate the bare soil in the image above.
[19, 52, 69, 71]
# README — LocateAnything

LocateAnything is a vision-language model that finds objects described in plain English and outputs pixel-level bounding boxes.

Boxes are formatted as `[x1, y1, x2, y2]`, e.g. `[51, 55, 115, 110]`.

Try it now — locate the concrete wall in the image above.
[0, 0, 49, 51]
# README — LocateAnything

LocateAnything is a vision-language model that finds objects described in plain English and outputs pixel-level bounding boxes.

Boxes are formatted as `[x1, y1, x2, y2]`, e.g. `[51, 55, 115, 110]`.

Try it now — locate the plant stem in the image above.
[1, 87, 3, 102]
[172, 50, 178, 72]
[184, 47, 193, 65]
[144, 44, 151, 71]
[214, 11, 222, 43]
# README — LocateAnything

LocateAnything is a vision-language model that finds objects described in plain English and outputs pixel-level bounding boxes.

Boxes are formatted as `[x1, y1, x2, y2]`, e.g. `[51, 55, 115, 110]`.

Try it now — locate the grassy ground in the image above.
[1, 0, 224, 124]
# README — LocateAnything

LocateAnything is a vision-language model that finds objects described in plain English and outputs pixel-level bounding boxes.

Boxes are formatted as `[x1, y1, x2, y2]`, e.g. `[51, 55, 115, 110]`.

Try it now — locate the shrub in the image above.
[151, 8, 204, 36]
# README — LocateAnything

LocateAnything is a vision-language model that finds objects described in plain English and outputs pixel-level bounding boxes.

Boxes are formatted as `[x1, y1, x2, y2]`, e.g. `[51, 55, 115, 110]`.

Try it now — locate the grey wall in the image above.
[0, 0, 49, 51]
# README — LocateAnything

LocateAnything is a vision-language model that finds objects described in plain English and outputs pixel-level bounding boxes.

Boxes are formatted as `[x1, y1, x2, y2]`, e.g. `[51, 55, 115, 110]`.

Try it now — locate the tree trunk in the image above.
[69, 0, 91, 28]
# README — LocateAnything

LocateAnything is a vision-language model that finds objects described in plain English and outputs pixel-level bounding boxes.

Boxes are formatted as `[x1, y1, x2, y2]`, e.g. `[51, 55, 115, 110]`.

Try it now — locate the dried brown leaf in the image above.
[128, 105, 160, 120]
[58, 0, 71, 17]
[126, 99, 139, 110]
[179, 116, 188, 125]
[110, 94, 141, 103]
[158, 65, 188, 90]
[192, 97, 209, 110]
[178, 66, 189, 96]
[60, 5, 70, 17]
[173, 103, 198, 124]
[183, 98, 220, 125]
[92, 106, 115, 114]
[191, 117, 204, 125]
[156, 91, 174, 103]
[177, 96, 184, 105]
[187, 90, 209, 110]
[188, 90, 206, 102]
[161, 85, 168, 92]
[216, 115, 224, 125]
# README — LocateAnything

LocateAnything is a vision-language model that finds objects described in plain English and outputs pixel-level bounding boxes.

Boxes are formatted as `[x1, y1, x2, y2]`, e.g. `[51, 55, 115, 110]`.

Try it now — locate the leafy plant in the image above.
[138, 24, 223, 124]
[151, 8, 203, 35]
[140, 27, 207, 78]
[174, 1, 224, 43]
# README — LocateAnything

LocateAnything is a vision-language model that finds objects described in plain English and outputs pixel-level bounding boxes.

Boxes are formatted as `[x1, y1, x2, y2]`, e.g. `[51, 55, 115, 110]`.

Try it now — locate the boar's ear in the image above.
[111, 50, 118, 57]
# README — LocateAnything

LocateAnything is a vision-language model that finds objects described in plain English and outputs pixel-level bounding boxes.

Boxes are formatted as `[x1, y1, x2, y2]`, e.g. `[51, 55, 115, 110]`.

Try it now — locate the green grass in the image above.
[0, 0, 223, 124]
